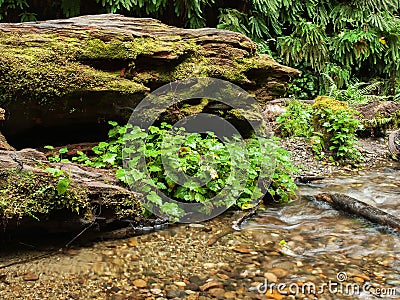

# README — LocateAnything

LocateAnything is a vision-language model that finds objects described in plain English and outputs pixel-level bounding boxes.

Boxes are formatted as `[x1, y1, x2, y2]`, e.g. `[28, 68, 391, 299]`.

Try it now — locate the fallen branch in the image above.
[232, 202, 262, 230]
[313, 193, 400, 234]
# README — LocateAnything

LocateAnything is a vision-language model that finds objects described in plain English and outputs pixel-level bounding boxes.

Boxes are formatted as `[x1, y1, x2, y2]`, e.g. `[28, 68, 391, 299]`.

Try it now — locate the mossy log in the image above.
[313, 193, 400, 234]
[0, 108, 15, 150]
[0, 14, 299, 143]
[388, 130, 400, 160]
[356, 101, 400, 137]
[0, 148, 142, 234]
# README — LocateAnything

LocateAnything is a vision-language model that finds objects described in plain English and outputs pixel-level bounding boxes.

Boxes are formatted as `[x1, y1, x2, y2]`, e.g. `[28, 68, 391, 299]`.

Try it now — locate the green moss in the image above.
[312, 96, 349, 111]
[365, 110, 400, 136]
[236, 56, 275, 71]
[172, 56, 249, 83]
[180, 98, 209, 115]
[0, 169, 142, 221]
[0, 32, 198, 107]
[78, 37, 196, 60]
[0, 169, 88, 220]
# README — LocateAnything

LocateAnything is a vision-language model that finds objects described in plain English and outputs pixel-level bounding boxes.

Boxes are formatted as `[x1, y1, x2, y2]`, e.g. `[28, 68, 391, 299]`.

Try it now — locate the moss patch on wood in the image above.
[0, 32, 152, 107]
[0, 168, 142, 222]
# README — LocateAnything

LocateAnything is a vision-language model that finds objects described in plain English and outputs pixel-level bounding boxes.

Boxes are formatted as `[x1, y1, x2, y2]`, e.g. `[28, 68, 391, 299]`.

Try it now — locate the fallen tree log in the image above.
[0, 14, 299, 147]
[356, 100, 400, 137]
[388, 130, 400, 160]
[313, 193, 400, 234]
[0, 108, 15, 151]
[0, 148, 142, 235]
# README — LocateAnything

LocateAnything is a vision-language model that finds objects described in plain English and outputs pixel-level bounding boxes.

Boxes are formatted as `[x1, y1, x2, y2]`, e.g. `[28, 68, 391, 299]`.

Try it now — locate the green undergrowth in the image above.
[47, 121, 299, 220]
[277, 96, 363, 163]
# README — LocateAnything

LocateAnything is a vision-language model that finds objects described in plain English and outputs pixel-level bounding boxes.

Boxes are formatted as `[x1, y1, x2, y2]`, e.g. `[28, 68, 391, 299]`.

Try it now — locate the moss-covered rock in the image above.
[312, 96, 349, 111]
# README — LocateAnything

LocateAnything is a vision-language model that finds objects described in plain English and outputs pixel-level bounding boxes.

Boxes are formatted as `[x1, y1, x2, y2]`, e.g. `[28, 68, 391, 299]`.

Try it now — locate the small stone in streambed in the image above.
[189, 275, 205, 286]
[207, 287, 225, 298]
[199, 281, 223, 291]
[232, 245, 252, 254]
[127, 237, 139, 247]
[224, 291, 236, 299]
[23, 273, 39, 281]
[174, 281, 186, 288]
[110, 286, 120, 293]
[151, 288, 162, 295]
[186, 283, 199, 291]
[271, 268, 288, 278]
[264, 272, 278, 283]
[133, 279, 147, 288]
[166, 289, 187, 299]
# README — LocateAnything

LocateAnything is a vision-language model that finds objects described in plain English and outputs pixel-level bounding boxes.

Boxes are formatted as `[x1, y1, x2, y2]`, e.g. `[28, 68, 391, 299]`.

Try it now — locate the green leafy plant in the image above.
[267, 139, 299, 202]
[42, 121, 298, 220]
[117, 123, 276, 218]
[44, 146, 70, 163]
[71, 121, 129, 168]
[44, 167, 71, 195]
[322, 73, 383, 105]
[71, 122, 298, 219]
[276, 96, 364, 163]
[0, 0, 31, 21]
[276, 100, 313, 137]
[285, 71, 320, 100]
[312, 97, 363, 162]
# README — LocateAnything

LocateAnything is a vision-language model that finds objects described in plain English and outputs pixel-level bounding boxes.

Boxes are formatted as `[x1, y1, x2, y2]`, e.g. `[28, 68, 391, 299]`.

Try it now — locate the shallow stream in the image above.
[1, 167, 399, 299]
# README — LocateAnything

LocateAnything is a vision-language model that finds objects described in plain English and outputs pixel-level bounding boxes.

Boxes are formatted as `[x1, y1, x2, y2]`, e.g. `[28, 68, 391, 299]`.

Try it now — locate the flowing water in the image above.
[1, 167, 400, 299]
[243, 167, 400, 299]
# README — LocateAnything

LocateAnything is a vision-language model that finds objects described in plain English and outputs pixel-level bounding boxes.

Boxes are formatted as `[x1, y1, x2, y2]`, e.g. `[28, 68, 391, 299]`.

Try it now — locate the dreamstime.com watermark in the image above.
[251, 272, 399, 298]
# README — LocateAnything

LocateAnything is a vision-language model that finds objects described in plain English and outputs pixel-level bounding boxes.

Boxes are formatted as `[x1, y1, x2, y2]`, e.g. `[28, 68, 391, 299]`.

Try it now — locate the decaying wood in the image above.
[0, 108, 15, 151]
[0, 132, 14, 151]
[0, 148, 142, 234]
[314, 193, 400, 234]
[0, 14, 299, 139]
[232, 202, 262, 230]
[388, 130, 400, 160]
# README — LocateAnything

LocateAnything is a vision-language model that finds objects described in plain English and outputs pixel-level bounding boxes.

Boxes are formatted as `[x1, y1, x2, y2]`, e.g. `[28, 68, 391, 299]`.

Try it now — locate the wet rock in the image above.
[189, 276, 204, 286]
[199, 281, 223, 291]
[166, 289, 186, 299]
[133, 279, 147, 288]
[23, 273, 39, 281]
[264, 272, 278, 283]
[174, 281, 186, 288]
[151, 288, 163, 295]
[207, 287, 225, 298]
[186, 283, 200, 291]
[224, 291, 236, 299]
[270, 268, 289, 279]
[232, 245, 252, 254]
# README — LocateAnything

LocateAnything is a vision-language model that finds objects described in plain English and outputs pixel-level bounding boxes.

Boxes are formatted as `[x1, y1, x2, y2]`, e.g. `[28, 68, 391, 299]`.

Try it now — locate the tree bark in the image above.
[0, 14, 299, 141]
[313, 193, 400, 234]
[0, 148, 142, 234]
[388, 130, 400, 160]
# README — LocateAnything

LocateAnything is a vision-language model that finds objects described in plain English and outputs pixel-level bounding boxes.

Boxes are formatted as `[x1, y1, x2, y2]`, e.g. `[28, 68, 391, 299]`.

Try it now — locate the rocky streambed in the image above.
[1, 164, 399, 300]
